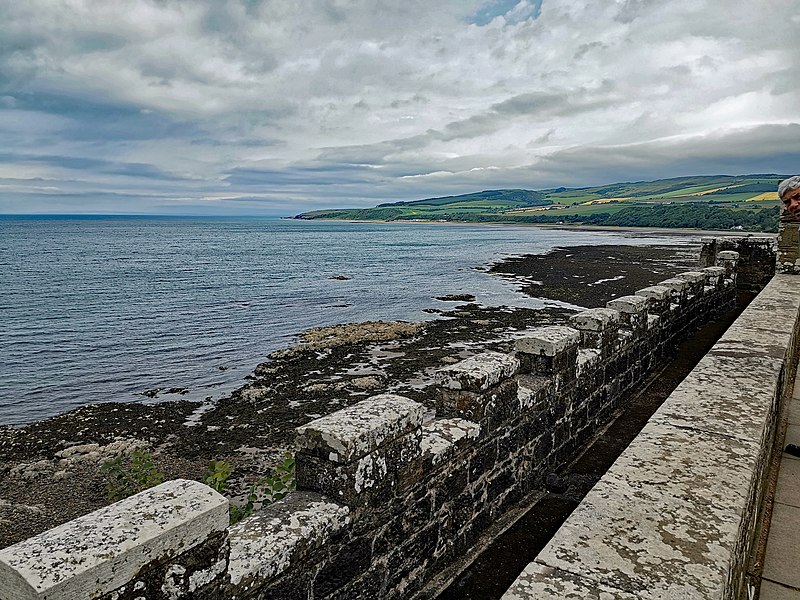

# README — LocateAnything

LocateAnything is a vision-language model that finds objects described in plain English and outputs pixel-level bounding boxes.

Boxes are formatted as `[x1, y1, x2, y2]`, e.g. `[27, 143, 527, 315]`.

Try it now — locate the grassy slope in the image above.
[295, 174, 787, 231]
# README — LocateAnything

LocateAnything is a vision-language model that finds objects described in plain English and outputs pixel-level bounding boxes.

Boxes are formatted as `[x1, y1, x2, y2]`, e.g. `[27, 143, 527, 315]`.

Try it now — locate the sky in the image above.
[1, 0, 798, 216]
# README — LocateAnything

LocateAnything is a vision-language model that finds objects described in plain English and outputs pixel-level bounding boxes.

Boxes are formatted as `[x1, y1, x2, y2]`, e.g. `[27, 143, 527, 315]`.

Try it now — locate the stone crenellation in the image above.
[698, 234, 776, 289]
[504, 270, 800, 600]
[0, 239, 779, 600]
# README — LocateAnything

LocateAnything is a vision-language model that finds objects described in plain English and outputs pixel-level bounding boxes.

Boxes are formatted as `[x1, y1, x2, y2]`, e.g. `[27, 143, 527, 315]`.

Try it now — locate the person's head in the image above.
[778, 176, 800, 218]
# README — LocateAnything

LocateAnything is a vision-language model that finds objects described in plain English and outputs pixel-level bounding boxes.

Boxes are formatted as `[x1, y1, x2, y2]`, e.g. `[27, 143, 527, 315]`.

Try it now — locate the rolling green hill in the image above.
[295, 174, 788, 232]
[377, 188, 548, 208]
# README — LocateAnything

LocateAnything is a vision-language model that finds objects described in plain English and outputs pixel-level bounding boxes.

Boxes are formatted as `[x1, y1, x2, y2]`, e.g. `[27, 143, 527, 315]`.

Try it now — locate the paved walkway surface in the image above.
[760, 366, 800, 599]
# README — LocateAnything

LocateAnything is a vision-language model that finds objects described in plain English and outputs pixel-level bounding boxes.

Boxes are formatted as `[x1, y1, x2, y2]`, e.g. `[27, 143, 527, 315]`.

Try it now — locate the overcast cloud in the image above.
[1, 0, 798, 215]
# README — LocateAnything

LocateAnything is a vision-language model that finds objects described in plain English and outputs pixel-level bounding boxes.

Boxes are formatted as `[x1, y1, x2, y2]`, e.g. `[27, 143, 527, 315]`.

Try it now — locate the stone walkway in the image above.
[760, 365, 800, 599]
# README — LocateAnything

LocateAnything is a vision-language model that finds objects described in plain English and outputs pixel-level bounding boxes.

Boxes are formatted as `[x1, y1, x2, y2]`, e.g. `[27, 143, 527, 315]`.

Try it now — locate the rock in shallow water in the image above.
[435, 293, 476, 302]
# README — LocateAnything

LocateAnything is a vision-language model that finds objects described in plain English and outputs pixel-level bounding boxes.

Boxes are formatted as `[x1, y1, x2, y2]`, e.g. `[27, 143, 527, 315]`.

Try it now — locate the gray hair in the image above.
[778, 176, 800, 199]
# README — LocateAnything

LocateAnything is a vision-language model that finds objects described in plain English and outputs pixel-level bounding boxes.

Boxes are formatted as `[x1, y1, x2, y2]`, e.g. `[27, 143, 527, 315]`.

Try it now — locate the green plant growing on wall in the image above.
[206, 452, 296, 523]
[101, 449, 165, 502]
[256, 451, 296, 504]
[203, 459, 234, 494]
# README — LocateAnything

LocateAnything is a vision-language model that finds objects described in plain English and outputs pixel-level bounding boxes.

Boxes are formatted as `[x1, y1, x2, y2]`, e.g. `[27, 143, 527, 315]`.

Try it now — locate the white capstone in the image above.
[658, 278, 688, 293]
[0, 480, 228, 600]
[634, 286, 670, 301]
[702, 266, 726, 278]
[675, 271, 706, 284]
[717, 250, 740, 260]
[606, 295, 648, 314]
[569, 308, 620, 332]
[295, 394, 423, 463]
[504, 561, 640, 599]
[515, 326, 580, 356]
[435, 351, 520, 391]
[533, 423, 759, 598]
[227, 492, 350, 587]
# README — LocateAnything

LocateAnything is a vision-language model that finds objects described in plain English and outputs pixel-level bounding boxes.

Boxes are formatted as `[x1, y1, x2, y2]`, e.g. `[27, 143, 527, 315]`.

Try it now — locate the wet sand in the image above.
[490, 244, 699, 308]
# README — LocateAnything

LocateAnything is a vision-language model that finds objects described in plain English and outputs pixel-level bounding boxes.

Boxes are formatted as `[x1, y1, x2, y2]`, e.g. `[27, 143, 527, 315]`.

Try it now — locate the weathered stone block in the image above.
[569, 308, 620, 332]
[716, 250, 740, 280]
[646, 314, 660, 332]
[420, 418, 481, 466]
[497, 419, 538, 458]
[713, 236, 776, 291]
[0, 480, 229, 600]
[486, 465, 516, 505]
[227, 492, 350, 590]
[434, 351, 520, 392]
[515, 326, 580, 377]
[436, 378, 519, 429]
[504, 561, 640, 599]
[658, 277, 687, 292]
[634, 285, 670, 314]
[717, 250, 740, 260]
[384, 523, 439, 596]
[468, 439, 499, 482]
[327, 566, 387, 600]
[368, 488, 433, 558]
[568, 308, 620, 354]
[321, 537, 378, 598]
[777, 221, 800, 274]
[698, 237, 717, 267]
[433, 467, 469, 510]
[295, 429, 422, 507]
[658, 277, 688, 306]
[436, 488, 476, 548]
[576, 348, 601, 377]
[516, 375, 551, 412]
[532, 423, 759, 598]
[606, 295, 648, 331]
[675, 271, 706, 296]
[702, 266, 726, 288]
[458, 505, 493, 550]
[295, 394, 423, 463]
[516, 326, 580, 356]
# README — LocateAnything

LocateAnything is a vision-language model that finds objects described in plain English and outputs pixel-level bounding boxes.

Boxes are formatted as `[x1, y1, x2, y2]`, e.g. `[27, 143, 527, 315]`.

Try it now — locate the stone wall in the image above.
[0, 241, 775, 600]
[0, 479, 229, 600]
[777, 217, 800, 275]
[698, 235, 776, 292]
[503, 277, 800, 598]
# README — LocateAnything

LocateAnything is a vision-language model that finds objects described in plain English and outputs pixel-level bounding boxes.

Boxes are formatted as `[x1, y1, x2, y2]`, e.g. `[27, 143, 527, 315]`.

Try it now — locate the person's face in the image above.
[783, 187, 800, 218]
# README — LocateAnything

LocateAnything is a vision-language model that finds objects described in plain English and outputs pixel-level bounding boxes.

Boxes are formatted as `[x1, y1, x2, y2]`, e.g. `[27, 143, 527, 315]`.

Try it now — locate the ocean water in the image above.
[0, 216, 689, 425]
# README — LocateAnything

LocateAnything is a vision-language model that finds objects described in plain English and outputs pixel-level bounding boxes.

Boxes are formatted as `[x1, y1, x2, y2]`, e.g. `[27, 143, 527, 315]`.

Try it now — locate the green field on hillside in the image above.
[295, 174, 787, 232]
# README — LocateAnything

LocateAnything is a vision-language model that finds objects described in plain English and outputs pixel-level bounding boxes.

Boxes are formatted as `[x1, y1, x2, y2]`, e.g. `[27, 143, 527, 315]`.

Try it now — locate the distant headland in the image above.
[295, 174, 787, 232]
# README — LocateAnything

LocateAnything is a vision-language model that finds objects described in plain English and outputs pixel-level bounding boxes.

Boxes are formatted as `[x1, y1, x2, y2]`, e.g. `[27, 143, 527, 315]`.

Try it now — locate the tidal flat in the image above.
[0, 243, 699, 548]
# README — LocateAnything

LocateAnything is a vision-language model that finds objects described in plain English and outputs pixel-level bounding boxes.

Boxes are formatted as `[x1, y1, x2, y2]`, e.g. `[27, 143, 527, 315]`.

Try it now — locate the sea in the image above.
[0, 216, 692, 426]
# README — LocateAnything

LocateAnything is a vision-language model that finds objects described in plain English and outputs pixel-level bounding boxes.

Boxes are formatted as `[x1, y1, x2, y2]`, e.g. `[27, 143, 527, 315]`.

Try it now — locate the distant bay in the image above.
[0, 216, 693, 425]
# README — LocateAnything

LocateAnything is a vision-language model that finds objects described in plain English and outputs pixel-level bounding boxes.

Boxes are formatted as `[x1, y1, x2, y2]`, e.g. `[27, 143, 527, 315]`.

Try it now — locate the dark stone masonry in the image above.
[0, 237, 770, 600]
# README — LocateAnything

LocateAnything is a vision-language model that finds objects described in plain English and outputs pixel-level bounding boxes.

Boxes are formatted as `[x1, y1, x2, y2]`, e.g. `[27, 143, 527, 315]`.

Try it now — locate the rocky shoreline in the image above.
[0, 242, 700, 548]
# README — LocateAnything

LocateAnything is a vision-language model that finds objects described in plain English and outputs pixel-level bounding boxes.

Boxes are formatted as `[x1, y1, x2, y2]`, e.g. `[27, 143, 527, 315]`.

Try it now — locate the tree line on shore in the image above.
[419, 204, 780, 232]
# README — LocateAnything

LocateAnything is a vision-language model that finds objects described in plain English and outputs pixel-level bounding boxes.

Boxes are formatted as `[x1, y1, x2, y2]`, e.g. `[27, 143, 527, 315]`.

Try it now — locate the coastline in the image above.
[0, 241, 702, 548]
[320, 217, 775, 238]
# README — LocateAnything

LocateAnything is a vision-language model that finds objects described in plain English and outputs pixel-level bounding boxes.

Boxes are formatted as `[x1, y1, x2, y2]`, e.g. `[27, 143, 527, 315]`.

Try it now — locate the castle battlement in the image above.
[1, 235, 795, 600]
